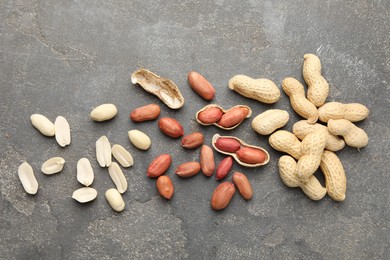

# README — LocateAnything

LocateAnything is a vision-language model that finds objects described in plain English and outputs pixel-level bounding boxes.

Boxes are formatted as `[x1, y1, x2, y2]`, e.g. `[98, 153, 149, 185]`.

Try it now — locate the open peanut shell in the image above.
[131, 69, 185, 109]
[212, 133, 270, 167]
[196, 104, 252, 130]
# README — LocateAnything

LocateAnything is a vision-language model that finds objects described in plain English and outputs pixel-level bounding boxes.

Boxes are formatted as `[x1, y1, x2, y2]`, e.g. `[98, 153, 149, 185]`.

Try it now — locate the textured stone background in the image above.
[0, 0, 389, 259]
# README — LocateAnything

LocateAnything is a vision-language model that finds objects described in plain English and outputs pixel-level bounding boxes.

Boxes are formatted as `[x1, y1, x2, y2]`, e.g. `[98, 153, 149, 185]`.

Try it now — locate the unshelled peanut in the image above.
[282, 77, 318, 124]
[251, 109, 289, 135]
[228, 75, 280, 104]
[278, 155, 326, 200]
[327, 119, 368, 148]
[296, 129, 327, 183]
[320, 150, 346, 201]
[302, 54, 329, 107]
[318, 102, 369, 122]
[268, 130, 303, 159]
[292, 120, 345, 152]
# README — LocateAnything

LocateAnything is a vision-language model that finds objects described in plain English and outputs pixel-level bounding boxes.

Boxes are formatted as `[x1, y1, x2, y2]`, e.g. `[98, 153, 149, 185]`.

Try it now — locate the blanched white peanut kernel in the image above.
[41, 157, 65, 175]
[77, 158, 94, 186]
[30, 114, 55, 137]
[111, 144, 134, 167]
[108, 162, 128, 194]
[54, 116, 71, 147]
[105, 188, 125, 212]
[96, 135, 112, 167]
[90, 103, 118, 122]
[128, 130, 151, 150]
[72, 187, 97, 203]
[18, 162, 38, 195]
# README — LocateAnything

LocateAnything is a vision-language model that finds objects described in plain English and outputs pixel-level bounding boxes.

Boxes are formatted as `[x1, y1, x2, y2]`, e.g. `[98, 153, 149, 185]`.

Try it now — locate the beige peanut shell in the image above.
[327, 119, 368, 148]
[131, 69, 185, 109]
[282, 77, 318, 124]
[278, 155, 326, 200]
[296, 129, 327, 183]
[303, 54, 329, 107]
[228, 75, 281, 104]
[252, 109, 289, 135]
[196, 104, 252, 130]
[318, 102, 369, 122]
[268, 130, 303, 160]
[320, 150, 346, 201]
[212, 134, 270, 167]
[292, 120, 345, 152]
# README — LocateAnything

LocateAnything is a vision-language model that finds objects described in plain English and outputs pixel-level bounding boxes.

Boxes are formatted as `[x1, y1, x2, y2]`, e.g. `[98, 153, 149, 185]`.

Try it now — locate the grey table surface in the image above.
[1, 0, 389, 259]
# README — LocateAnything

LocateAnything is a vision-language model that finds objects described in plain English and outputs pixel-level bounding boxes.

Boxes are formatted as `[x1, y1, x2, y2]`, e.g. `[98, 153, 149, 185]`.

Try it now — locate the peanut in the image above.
[215, 156, 233, 180]
[158, 117, 184, 138]
[296, 129, 327, 183]
[278, 155, 326, 200]
[232, 172, 253, 200]
[175, 162, 201, 177]
[292, 120, 345, 152]
[214, 137, 241, 153]
[128, 130, 151, 150]
[268, 130, 303, 160]
[302, 54, 329, 107]
[181, 132, 204, 149]
[30, 114, 55, 137]
[156, 175, 174, 200]
[197, 106, 223, 124]
[200, 145, 215, 177]
[251, 109, 289, 135]
[147, 154, 172, 178]
[235, 147, 267, 164]
[210, 182, 236, 210]
[212, 134, 270, 167]
[90, 103, 118, 122]
[282, 77, 318, 124]
[320, 150, 346, 201]
[130, 104, 161, 122]
[327, 119, 368, 148]
[188, 71, 215, 100]
[217, 107, 250, 128]
[105, 188, 125, 212]
[228, 75, 280, 104]
[131, 69, 185, 109]
[318, 102, 369, 122]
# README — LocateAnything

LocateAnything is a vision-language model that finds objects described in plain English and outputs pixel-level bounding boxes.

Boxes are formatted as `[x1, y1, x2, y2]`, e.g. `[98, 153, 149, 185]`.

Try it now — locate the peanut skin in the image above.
[292, 120, 345, 152]
[269, 130, 303, 160]
[232, 172, 253, 200]
[211, 182, 236, 210]
[156, 175, 174, 200]
[228, 75, 281, 104]
[188, 71, 215, 100]
[302, 54, 329, 107]
[217, 107, 250, 128]
[327, 119, 368, 148]
[320, 150, 346, 201]
[130, 104, 161, 122]
[175, 162, 201, 177]
[282, 77, 318, 124]
[200, 145, 215, 177]
[278, 155, 326, 200]
[318, 102, 369, 122]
